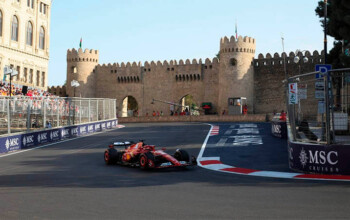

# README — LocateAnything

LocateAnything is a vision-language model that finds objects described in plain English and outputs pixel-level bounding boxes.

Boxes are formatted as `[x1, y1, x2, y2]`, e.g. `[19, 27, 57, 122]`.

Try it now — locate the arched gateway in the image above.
[121, 96, 138, 117]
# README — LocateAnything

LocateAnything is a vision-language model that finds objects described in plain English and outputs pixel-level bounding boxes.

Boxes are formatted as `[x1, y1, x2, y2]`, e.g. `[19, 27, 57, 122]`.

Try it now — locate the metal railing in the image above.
[0, 96, 117, 136]
[287, 69, 350, 145]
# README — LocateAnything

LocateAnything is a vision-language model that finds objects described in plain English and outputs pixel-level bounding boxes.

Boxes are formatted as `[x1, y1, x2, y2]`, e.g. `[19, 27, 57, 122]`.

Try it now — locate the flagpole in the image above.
[235, 20, 238, 39]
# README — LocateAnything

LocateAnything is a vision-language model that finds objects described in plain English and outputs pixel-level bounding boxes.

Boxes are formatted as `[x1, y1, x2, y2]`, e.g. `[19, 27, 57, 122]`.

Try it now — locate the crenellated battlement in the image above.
[67, 48, 99, 63]
[254, 50, 324, 67]
[47, 85, 67, 97]
[220, 35, 256, 54]
[95, 57, 219, 73]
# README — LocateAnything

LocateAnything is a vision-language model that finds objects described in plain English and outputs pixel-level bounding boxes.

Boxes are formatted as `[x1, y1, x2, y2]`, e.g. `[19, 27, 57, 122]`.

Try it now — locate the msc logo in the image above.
[37, 133, 48, 143]
[5, 138, 20, 150]
[80, 126, 87, 133]
[71, 128, 78, 136]
[62, 129, 70, 138]
[299, 149, 339, 166]
[95, 124, 101, 130]
[271, 124, 281, 134]
[22, 135, 34, 147]
[309, 150, 338, 165]
[51, 130, 60, 140]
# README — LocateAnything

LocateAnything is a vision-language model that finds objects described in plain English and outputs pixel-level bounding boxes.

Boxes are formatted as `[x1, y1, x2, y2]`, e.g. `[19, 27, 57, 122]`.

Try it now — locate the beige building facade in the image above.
[0, 0, 51, 90]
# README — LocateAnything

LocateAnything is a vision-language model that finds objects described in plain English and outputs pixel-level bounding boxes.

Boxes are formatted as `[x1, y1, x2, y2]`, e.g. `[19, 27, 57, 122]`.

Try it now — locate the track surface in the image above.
[0, 122, 349, 219]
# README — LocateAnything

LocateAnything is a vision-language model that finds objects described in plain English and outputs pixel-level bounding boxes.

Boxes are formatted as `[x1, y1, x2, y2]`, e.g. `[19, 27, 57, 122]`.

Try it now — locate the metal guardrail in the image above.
[0, 96, 117, 136]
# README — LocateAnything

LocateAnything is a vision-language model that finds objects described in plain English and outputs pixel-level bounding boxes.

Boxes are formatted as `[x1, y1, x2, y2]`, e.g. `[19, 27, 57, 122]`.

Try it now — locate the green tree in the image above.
[316, 0, 350, 107]
[315, 0, 350, 68]
[216, 51, 220, 60]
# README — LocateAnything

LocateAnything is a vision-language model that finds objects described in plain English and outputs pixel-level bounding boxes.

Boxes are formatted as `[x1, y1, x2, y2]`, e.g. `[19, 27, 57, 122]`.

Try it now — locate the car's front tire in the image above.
[139, 152, 155, 169]
[174, 149, 190, 162]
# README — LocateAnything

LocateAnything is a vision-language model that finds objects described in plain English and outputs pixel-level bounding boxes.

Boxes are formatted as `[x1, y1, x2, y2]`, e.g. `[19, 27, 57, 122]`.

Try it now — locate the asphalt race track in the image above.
[0, 122, 349, 219]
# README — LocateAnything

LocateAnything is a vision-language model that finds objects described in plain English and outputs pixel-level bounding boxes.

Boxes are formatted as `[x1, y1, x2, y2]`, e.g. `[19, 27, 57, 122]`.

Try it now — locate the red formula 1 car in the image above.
[104, 140, 197, 169]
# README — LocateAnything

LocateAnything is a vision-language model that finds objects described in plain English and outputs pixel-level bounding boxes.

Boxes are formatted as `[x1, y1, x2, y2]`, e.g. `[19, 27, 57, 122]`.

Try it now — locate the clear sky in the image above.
[48, 0, 333, 86]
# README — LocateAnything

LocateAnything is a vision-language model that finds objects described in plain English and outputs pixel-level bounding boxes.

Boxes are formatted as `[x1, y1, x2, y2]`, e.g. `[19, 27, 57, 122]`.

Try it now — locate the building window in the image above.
[27, 0, 34, 8]
[0, 11, 2, 37]
[230, 58, 237, 66]
[26, 21, 33, 46]
[11, 16, 19, 41]
[39, 26, 45, 49]
[24, 68, 28, 82]
[16, 66, 20, 81]
[29, 69, 33, 83]
[40, 2, 47, 14]
[41, 72, 45, 87]
[36, 71, 40, 86]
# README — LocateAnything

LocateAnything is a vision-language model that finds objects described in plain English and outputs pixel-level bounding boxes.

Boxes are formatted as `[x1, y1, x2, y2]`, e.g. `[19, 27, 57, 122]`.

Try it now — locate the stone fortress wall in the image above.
[49, 35, 323, 116]
[254, 50, 324, 114]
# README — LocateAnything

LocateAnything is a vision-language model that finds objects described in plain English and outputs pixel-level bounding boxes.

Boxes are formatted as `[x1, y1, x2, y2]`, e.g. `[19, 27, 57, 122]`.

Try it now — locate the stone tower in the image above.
[218, 36, 256, 113]
[66, 48, 99, 97]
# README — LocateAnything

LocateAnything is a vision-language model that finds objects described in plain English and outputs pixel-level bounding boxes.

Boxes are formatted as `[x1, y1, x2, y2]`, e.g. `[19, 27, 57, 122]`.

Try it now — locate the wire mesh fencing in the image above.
[0, 97, 116, 136]
[287, 69, 350, 145]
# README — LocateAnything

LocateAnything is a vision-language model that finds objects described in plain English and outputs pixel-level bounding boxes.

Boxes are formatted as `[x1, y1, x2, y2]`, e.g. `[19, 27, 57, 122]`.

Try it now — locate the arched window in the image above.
[26, 21, 33, 45]
[230, 58, 237, 66]
[39, 26, 45, 49]
[0, 11, 2, 37]
[11, 15, 19, 41]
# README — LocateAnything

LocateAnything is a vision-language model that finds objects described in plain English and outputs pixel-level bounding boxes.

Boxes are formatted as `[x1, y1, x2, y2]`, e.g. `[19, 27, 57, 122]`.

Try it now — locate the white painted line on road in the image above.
[216, 138, 228, 147]
[224, 129, 233, 135]
[197, 124, 213, 160]
[0, 126, 126, 158]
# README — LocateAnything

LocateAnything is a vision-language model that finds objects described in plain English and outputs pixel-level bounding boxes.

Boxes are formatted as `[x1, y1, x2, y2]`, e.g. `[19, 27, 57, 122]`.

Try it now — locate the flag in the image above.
[235, 21, 238, 39]
[79, 38, 82, 49]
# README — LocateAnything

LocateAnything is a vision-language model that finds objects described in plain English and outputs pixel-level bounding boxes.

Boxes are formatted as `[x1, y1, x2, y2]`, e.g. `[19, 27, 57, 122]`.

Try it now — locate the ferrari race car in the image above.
[104, 140, 197, 169]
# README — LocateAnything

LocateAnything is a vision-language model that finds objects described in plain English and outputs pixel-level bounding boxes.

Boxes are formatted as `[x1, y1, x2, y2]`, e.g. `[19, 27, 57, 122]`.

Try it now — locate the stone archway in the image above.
[178, 94, 199, 115]
[121, 96, 138, 117]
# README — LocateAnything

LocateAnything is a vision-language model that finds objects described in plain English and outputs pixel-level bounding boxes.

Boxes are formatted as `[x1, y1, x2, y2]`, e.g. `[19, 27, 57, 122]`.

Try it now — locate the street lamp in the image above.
[71, 80, 80, 97]
[293, 50, 309, 74]
[4, 66, 18, 97]
[71, 80, 80, 125]
[3, 66, 18, 134]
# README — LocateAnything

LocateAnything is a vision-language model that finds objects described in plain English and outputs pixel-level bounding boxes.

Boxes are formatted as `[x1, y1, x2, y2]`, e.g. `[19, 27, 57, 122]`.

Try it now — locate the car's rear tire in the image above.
[174, 149, 190, 162]
[104, 148, 118, 165]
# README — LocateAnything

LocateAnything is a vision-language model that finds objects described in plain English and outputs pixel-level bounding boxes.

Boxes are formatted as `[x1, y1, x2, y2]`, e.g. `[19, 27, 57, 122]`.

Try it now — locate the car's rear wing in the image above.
[113, 141, 133, 148]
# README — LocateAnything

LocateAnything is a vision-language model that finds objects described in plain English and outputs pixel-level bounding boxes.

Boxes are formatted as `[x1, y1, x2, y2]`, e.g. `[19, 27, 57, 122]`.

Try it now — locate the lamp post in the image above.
[4, 66, 18, 97]
[293, 50, 309, 124]
[4, 66, 18, 134]
[71, 80, 80, 125]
